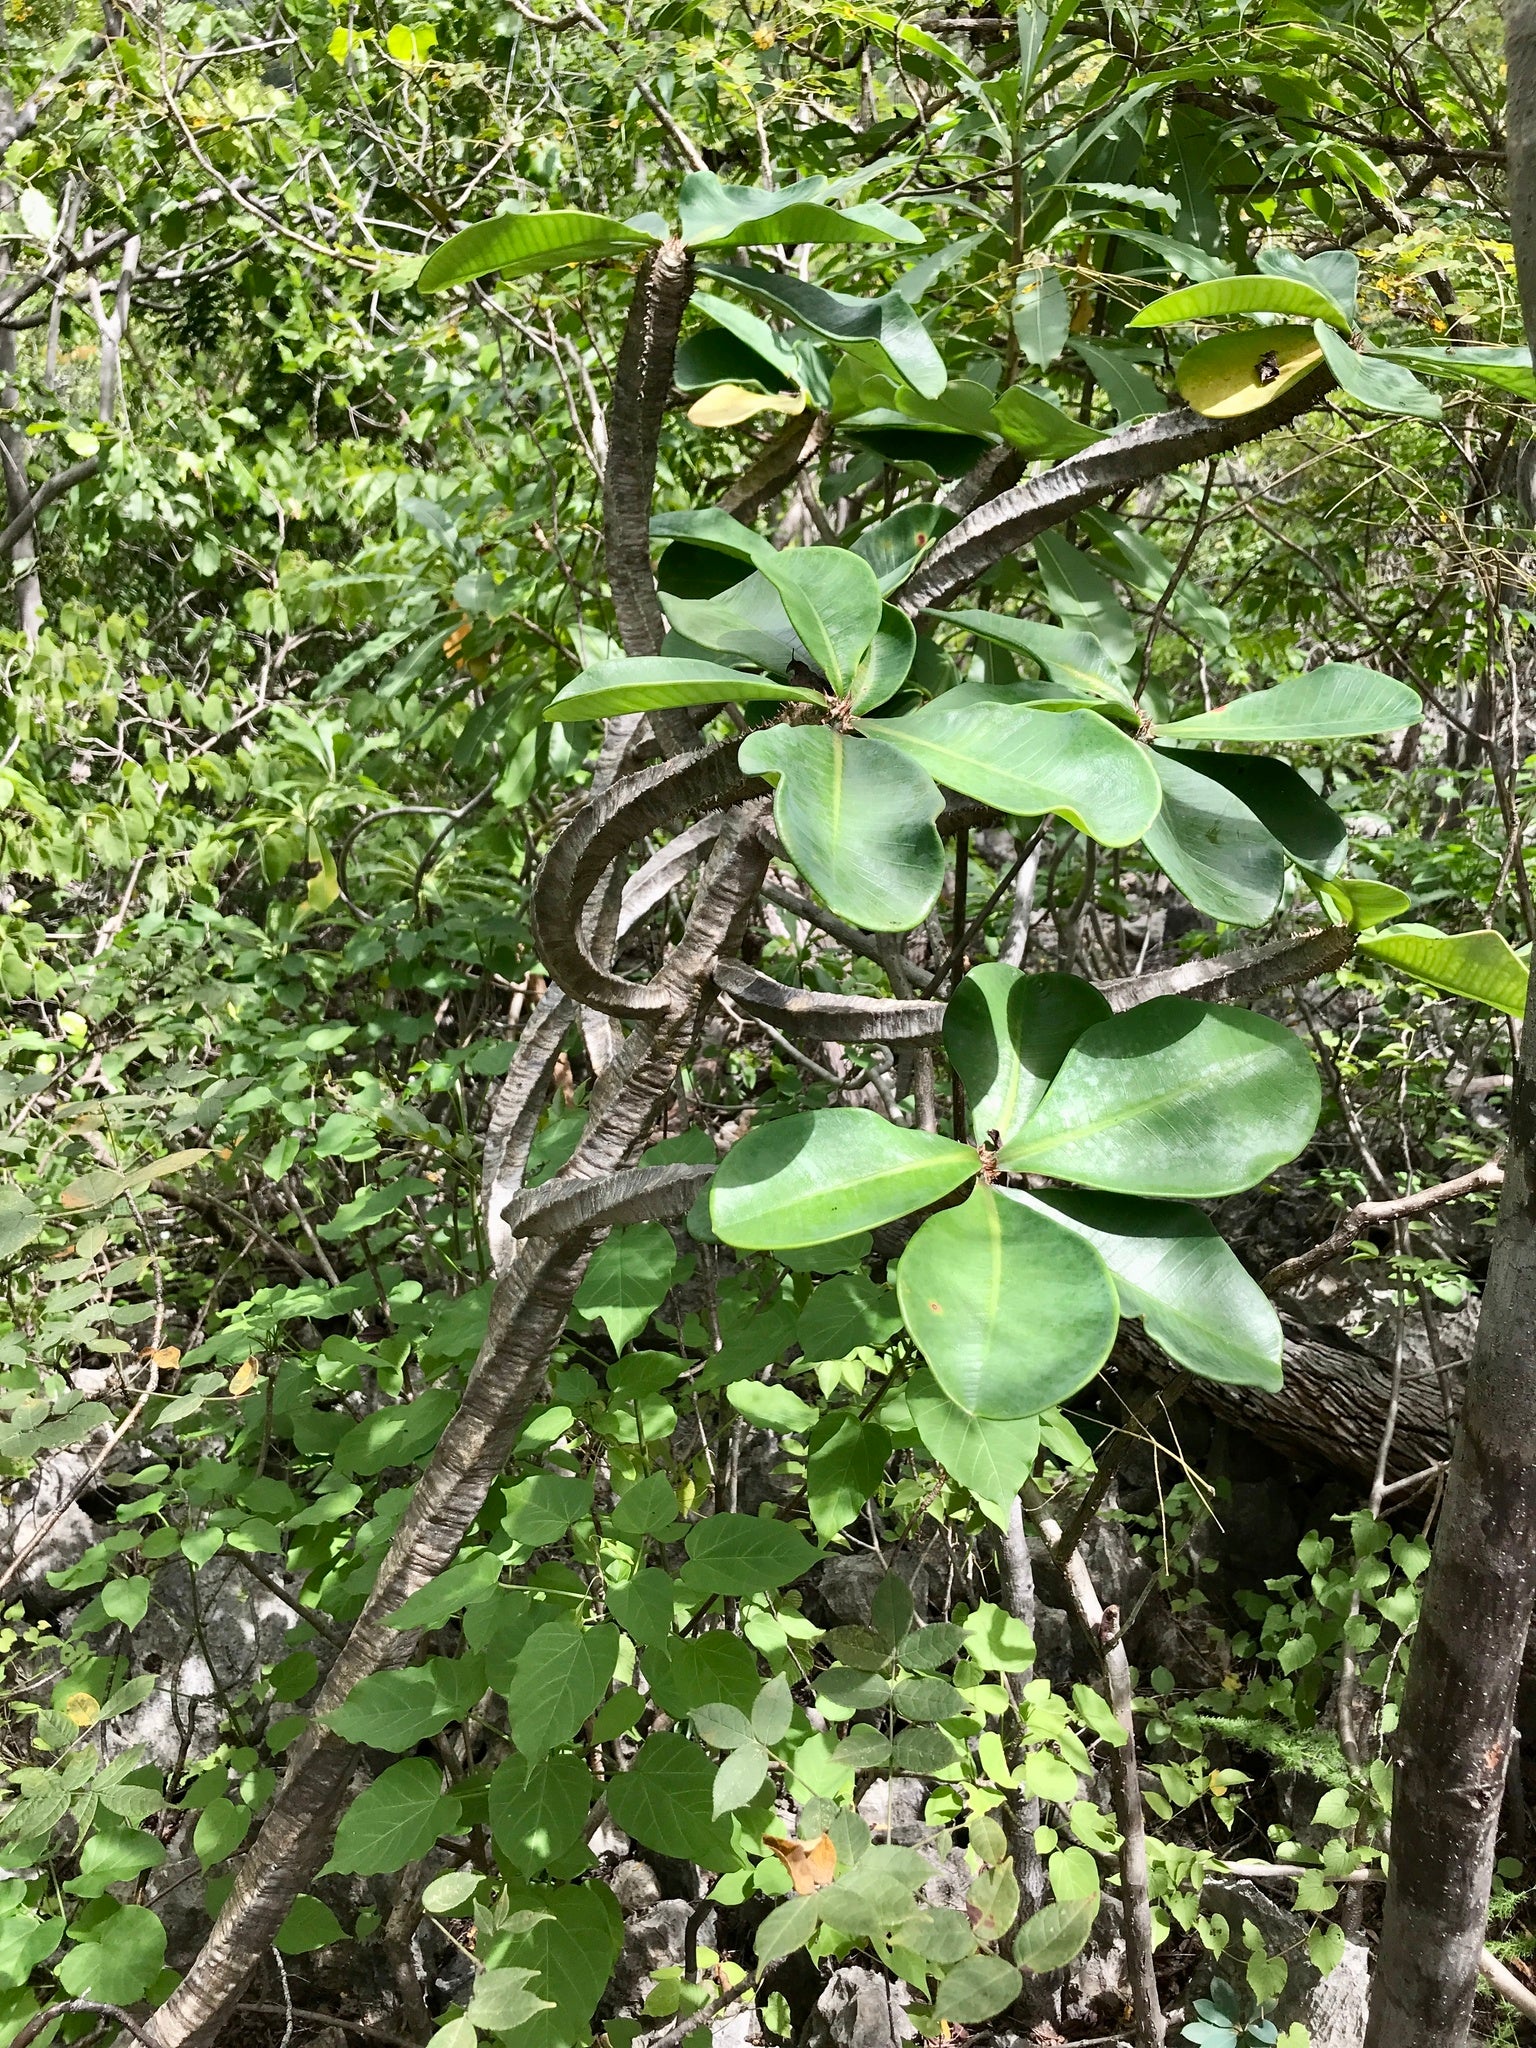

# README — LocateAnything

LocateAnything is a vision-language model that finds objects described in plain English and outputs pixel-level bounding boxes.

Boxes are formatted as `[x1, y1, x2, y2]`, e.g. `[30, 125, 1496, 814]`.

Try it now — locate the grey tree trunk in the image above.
[1362, 26, 1536, 2004]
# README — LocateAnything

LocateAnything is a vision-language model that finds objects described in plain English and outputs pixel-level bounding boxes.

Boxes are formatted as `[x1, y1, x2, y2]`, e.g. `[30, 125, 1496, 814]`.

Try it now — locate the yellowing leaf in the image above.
[145, 1346, 182, 1372]
[687, 384, 807, 428]
[1176, 325, 1324, 418]
[385, 21, 437, 61]
[230, 1358, 262, 1397]
[64, 1691, 100, 1728]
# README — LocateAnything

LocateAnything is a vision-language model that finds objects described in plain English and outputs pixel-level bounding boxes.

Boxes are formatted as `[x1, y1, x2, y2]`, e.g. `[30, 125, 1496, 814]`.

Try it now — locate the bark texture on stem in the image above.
[1360, 16, 1536, 2040]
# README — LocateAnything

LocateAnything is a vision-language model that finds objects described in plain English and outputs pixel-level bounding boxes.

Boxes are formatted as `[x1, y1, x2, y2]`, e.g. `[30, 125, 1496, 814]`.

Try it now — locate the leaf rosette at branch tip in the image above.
[712, 963, 1315, 1420]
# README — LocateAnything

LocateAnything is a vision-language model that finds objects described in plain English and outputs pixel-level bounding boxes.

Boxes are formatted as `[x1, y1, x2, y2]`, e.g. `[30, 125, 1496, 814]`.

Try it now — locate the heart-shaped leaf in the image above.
[943, 964, 1111, 1150]
[1012, 1188, 1283, 1389]
[1141, 747, 1286, 926]
[419, 209, 659, 291]
[700, 260, 947, 398]
[1001, 997, 1320, 1196]
[711, 1108, 977, 1250]
[679, 172, 923, 250]
[1129, 274, 1352, 331]
[896, 1183, 1119, 1418]
[1358, 924, 1528, 1016]
[757, 547, 883, 697]
[546, 656, 823, 721]
[1175, 325, 1325, 418]
[739, 725, 946, 932]
[863, 701, 1160, 847]
[1163, 665, 1420, 743]
[1152, 751, 1347, 878]
[1312, 322, 1442, 419]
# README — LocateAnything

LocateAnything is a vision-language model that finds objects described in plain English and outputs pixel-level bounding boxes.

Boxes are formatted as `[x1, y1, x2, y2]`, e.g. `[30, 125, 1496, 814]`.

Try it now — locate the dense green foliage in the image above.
[0, 0, 1532, 2042]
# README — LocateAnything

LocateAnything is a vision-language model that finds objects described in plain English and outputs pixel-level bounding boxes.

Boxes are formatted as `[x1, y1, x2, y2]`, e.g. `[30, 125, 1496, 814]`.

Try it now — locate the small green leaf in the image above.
[756, 1892, 821, 1965]
[1163, 665, 1420, 743]
[1359, 924, 1528, 1016]
[328, 1759, 459, 1876]
[1070, 1683, 1128, 1748]
[574, 1223, 679, 1351]
[712, 1741, 770, 1815]
[419, 209, 659, 291]
[896, 1183, 1119, 1418]
[1014, 1893, 1099, 1973]
[711, 1108, 976, 1251]
[756, 547, 883, 697]
[1002, 997, 1320, 1197]
[908, 1370, 1040, 1506]
[467, 1966, 555, 2033]
[738, 725, 946, 934]
[683, 1513, 821, 1594]
[606, 1732, 743, 1869]
[1142, 747, 1286, 927]
[1130, 275, 1352, 331]
[806, 1413, 893, 1540]
[944, 964, 1111, 1150]
[1304, 870, 1411, 930]
[276, 1894, 347, 1954]
[546, 655, 822, 721]
[992, 384, 1104, 458]
[193, 1797, 251, 1869]
[501, 1621, 620, 1760]
[727, 1379, 819, 1433]
[933, 1953, 1024, 2022]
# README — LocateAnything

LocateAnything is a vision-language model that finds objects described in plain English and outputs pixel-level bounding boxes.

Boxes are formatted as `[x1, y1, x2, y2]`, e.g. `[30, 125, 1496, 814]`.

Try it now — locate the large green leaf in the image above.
[481, 1882, 622, 2048]
[324, 1658, 484, 1750]
[1380, 341, 1536, 400]
[699, 261, 947, 398]
[1358, 924, 1529, 1016]
[942, 612, 1135, 711]
[1162, 665, 1420, 743]
[489, 1751, 592, 1877]
[992, 384, 1105, 459]
[1129, 275, 1352, 331]
[757, 547, 883, 696]
[896, 1184, 1119, 1418]
[674, 330, 800, 397]
[943, 964, 1111, 1149]
[1257, 245, 1359, 322]
[1001, 997, 1320, 1196]
[1014, 1893, 1099, 1973]
[908, 1369, 1041, 1506]
[546, 656, 822, 722]
[738, 725, 946, 931]
[679, 172, 922, 250]
[682, 1517, 821, 1596]
[1014, 1189, 1282, 1389]
[850, 605, 916, 712]
[863, 701, 1160, 847]
[1312, 322, 1442, 419]
[688, 289, 811, 387]
[651, 505, 780, 576]
[1153, 751, 1346, 878]
[327, 1758, 459, 1876]
[1174, 325, 1324, 418]
[501, 1621, 620, 1760]
[420, 209, 658, 291]
[850, 502, 957, 592]
[1141, 747, 1285, 927]
[711, 1108, 976, 1249]
[1034, 532, 1137, 666]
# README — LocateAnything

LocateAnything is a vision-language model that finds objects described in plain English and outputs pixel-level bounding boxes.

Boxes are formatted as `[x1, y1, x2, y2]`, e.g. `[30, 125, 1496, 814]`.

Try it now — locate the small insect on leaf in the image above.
[763, 1832, 838, 1894]
[229, 1358, 262, 1397]
[1255, 350, 1280, 385]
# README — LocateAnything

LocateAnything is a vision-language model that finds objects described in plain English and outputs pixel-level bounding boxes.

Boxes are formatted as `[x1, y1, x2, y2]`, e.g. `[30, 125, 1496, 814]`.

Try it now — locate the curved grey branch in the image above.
[531, 742, 764, 1019]
[900, 371, 1335, 615]
[501, 1161, 713, 1237]
[714, 959, 947, 1043]
[1100, 922, 1354, 1011]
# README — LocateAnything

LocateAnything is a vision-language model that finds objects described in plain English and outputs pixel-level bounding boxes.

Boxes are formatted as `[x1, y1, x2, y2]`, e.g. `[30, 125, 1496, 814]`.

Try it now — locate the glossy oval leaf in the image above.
[896, 1183, 1119, 1418]
[1141, 747, 1285, 927]
[1303, 869, 1411, 931]
[1358, 924, 1529, 1017]
[1129, 275, 1352, 331]
[862, 701, 1160, 847]
[757, 547, 883, 697]
[1152, 751, 1347, 878]
[662, 572, 802, 673]
[546, 656, 823, 722]
[674, 330, 799, 397]
[908, 1369, 1041, 1507]
[699, 260, 947, 398]
[1312, 321, 1442, 419]
[711, 1107, 977, 1251]
[679, 172, 923, 250]
[1380, 341, 1536, 400]
[850, 605, 916, 713]
[1002, 996, 1321, 1196]
[1175, 325, 1324, 419]
[650, 505, 781, 576]
[1163, 665, 1420, 743]
[419, 210, 658, 292]
[943, 964, 1111, 1149]
[1013, 1188, 1283, 1389]
[739, 725, 945, 932]
[1034, 532, 1137, 667]
[851, 502, 957, 593]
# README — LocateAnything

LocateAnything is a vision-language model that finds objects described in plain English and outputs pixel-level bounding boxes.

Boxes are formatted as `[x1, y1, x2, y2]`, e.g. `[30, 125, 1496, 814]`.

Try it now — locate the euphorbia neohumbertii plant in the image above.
[127, 167, 1536, 2048]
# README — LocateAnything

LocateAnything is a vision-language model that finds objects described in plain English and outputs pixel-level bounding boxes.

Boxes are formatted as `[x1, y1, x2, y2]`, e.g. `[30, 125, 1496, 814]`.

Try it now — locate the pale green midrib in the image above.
[1001, 1042, 1290, 1167]
[748, 1151, 974, 1224]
